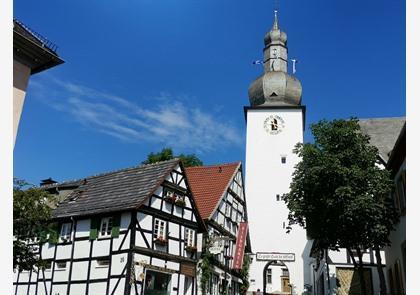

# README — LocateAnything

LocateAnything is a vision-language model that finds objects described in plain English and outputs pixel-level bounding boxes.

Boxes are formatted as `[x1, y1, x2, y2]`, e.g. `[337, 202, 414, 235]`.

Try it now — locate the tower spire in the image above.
[272, 10, 279, 30]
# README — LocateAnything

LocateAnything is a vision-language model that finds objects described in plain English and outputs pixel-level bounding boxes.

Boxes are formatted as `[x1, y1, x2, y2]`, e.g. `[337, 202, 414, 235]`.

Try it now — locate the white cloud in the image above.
[30, 77, 243, 153]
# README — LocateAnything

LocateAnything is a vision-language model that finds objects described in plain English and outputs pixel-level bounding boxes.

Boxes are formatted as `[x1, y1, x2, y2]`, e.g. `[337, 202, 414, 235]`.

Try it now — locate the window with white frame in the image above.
[60, 222, 72, 242]
[185, 228, 195, 247]
[154, 218, 166, 239]
[99, 217, 113, 238]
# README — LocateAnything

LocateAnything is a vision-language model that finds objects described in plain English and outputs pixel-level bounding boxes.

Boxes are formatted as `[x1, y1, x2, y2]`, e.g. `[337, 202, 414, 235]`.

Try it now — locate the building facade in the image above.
[186, 163, 251, 295]
[244, 11, 311, 295]
[13, 19, 64, 146]
[13, 159, 206, 295]
[385, 123, 406, 295]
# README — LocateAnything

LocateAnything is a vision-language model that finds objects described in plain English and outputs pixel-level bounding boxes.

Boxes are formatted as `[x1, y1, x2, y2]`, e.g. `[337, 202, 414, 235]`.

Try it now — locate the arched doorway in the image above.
[262, 261, 291, 295]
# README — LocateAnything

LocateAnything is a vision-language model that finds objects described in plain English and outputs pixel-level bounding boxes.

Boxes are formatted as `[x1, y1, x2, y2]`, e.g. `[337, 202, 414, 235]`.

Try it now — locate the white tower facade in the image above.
[245, 11, 312, 295]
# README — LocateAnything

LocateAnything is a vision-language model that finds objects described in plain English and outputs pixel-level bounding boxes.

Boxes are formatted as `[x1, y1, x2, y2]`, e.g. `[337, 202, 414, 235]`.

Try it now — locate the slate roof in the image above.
[358, 117, 405, 163]
[52, 159, 180, 218]
[185, 162, 240, 220]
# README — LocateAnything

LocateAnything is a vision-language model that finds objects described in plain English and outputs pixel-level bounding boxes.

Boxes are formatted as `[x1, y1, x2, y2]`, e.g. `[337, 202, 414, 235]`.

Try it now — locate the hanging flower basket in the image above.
[175, 198, 186, 207]
[154, 236, 168, 245]
[185, 245, 197, 253]
[164, 194, 177, 204]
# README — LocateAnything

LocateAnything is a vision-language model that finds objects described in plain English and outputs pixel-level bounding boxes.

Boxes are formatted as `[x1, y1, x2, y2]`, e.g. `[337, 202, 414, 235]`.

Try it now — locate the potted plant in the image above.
[154, 236, 168, 245]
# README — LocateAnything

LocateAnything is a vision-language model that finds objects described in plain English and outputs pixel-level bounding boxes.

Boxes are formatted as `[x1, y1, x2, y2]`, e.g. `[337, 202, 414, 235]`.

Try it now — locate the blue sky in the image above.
[14, 0, 405, 185]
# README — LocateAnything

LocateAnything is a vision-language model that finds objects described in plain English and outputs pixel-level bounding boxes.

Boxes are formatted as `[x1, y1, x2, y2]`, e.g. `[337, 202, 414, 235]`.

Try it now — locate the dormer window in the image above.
[99, 217, 113, 238]
[60, 223, 72, 242]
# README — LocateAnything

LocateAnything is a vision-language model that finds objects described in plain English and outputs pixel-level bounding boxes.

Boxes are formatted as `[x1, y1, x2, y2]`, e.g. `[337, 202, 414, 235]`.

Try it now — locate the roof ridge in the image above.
[358, 116, 406, 121]
[46, 158, 180, 187]
[185, 161, 241, 170]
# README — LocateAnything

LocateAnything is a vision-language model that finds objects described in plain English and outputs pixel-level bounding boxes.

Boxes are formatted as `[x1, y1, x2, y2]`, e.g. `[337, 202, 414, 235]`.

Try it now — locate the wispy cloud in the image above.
[29, 76, 243, 153]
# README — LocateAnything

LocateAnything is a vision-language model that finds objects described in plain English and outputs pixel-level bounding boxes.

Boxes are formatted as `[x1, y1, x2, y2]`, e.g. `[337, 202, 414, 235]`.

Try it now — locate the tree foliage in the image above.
[142, 147, 203, 167]
[13, 179, 57, 271]
[282, 118, 399, 294]
[239, 254, 251, 295]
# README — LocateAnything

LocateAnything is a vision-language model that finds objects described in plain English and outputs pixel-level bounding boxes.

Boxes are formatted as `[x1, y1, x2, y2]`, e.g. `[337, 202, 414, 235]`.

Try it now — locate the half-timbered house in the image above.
[13, 159, 206, 295]
[185, 162, 252, 295]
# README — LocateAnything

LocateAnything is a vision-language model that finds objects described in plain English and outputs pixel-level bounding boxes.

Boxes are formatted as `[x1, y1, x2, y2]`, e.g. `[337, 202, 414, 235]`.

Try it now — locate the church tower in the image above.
[244, 10, 311, 295]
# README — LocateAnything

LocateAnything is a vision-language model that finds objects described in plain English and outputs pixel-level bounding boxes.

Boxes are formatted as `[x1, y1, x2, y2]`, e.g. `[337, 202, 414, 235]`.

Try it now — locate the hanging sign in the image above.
[232, 222, 248, 270]
[256, 252, 295, 262]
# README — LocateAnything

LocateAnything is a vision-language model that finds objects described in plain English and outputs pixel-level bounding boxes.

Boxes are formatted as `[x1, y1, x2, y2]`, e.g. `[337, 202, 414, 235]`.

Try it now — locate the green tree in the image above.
[142, 147, 203, 167]
[282, 118, 398, 295]
[13, 179, 57, 271]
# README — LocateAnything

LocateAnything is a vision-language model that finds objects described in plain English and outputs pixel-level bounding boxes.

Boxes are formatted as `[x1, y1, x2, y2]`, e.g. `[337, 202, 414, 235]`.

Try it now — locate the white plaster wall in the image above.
[90, 259, 109, 279]
[13, 60, 30, 146]
[16, 285, 28, 295]
[89, 282, 107, 294]
[71, 283, 87, 294]
[92, 239, 110, 257]
[112, 253, 128, 275]
[73, 240, 90, 258]
[53, 264, 69, 282]
[245, 108, 310, 295]
[55, 244, 72, 259]
[41, 243, 55, 259]
[51, 283, 67, 295]
[71, 261, 89, 280]
[109, 278, 125, 295]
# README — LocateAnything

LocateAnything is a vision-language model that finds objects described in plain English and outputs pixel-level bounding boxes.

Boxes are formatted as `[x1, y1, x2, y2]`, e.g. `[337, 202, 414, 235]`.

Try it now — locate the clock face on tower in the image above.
[264, 115, 285, 135]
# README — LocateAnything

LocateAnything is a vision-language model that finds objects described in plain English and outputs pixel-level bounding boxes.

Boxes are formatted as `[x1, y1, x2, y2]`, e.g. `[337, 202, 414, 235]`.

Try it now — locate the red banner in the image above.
[232, 222, 248, 270]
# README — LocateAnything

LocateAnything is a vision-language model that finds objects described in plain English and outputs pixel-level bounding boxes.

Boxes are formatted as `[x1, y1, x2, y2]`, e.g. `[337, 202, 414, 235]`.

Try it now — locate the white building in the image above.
[13, 159, 206, 295]
[185, 162, 252, 295]
[244, 11, 312, 295]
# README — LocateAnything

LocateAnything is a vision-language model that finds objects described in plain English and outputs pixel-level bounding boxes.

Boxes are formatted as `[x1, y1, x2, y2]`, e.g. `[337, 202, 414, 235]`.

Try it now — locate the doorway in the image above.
[144, 269, 172, 295]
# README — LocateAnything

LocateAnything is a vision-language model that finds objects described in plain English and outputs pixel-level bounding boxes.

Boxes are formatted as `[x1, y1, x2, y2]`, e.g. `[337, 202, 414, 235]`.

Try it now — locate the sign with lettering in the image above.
[232, 222, 248, 270]
[256, 252, 295, 262]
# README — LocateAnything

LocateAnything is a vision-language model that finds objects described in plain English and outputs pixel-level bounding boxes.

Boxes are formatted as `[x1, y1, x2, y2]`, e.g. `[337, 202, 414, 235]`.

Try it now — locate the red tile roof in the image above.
[185, 162, 240, 220]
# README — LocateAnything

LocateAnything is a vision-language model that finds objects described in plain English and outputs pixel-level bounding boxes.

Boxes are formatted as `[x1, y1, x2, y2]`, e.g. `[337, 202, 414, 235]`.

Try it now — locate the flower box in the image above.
[154, 236, 168, 245]
[185, 245, 197, 253]
[175, 198, 186, 207]
[164, 194, 177, 204]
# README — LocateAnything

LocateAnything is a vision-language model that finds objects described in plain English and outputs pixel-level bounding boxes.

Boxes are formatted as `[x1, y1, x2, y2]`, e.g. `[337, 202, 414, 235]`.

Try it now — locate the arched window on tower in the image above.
[271, 118, 278, 131]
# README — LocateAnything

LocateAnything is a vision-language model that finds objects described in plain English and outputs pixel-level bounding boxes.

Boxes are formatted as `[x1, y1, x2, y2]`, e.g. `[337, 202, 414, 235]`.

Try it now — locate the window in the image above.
[154, 219, 166, 239]
[267, 268, 272, 284]
[396, 173, 406, 211]
[225, 203, 231, 217]
[185, 228, 195, 247]
[281, 156, 286, 164]
[60, 222, 72, 242]
[276, 194, 280, 201]
[56, 261, 67, 270]
[96, 259, 110, 268]
[99, 217, 113, 238]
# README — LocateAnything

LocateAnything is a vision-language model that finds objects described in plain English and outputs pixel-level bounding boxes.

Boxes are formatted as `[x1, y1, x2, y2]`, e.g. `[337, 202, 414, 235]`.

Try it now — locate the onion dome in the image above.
[248, 10, 302, 107]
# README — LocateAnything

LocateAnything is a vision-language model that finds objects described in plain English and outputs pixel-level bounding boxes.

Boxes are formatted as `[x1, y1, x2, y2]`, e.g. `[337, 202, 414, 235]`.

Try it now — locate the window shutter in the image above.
[89, 217, 100, 240]
[48, 222, 59, 244]
[111, 213, 121, 238]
